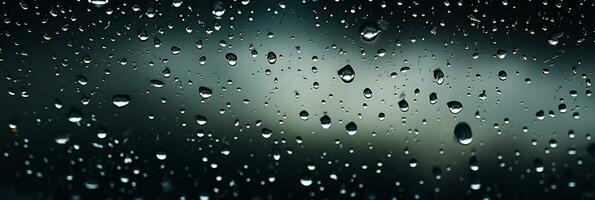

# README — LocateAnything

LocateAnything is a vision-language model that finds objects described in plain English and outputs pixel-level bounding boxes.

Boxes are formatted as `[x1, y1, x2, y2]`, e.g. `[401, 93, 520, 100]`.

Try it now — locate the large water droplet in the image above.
[156, 150, 167, 160]
[446, 101, 463, 114]
[150, 80, 164, 88]
[84, 179, 99, 190]
[261, 128, 272, 139]
[54, 134, 70, 144]
[299, 110, 309, 120]
[320, 115, 331, 129]
[496, 49, 507, 59]
[225, 53, 238, 66]
[137, 29, 149, 41]
[67, 109, 83, 123]
[363, 88, 373, 98]
[199, 86, 212, 99]
[454, 122, 473, 145]
[398, 99, 409, 112]
[536, 110, 545, 120]
[498, 70, 507, 81]
[534, 158, 544, 173]
[195, 115, 207, 125]
[267, 51, 277, 64]
[429, 92, 438, 104]
[300, 176, 313, 186]
[88, 0, 108, 6]
[359, 22, 381, 42]
[112, 95, 130, 108]
[337, 65, 355, 83]
[548, 32, 564, 45]
[345, 122, 357, 135]
[433, 69, 444, 85]
[211, 1, 226, 18]
[170, 46, 181, 55]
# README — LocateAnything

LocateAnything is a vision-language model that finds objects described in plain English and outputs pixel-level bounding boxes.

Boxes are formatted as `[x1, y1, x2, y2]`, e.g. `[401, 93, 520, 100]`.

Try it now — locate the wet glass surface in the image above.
[2, 0, 595, 199]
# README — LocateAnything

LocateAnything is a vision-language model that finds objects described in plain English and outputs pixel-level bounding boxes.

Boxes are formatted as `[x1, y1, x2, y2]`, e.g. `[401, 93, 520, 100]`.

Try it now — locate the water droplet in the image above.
[478, 90, 487, 101]
[434, 69, 444, 85]
[88, 0, 108, 6]
[84, 179, 99, 190]
[199, 86, 212, 99]
[429, 92, 438, 104]
[469, 155, 479, 171]
[54, 134, 70, 144]
[299, 110, 309, 120]
[345, 122, 357, 135]
[267, 51, 277, 64]
[378, 113, 385, 121]
[498, 70, 507, 81]
[67, 109, 83, 123]
[446, 101, 463, 114]
[172, 0, 183, 7]
[225, 53, 238, 66]
[536, 110, 545, 120]
[195, 115, 207, 125]
[337, 65, 355, 83]
[261, 128, 272, 139]
[112, 95, 130, 108]
[150, 80, 164, 88]
[97, 128, 108, 139]
[454, 122, 472, 145]
[300, 176, 313, 186]
[170, 46, 181, 55]
[496, 49, 507, 59]
[211, 1, 226, 18]
[363, 88, 372, 98]
[359, 22, 381, 42]
[398, 99, 409, 112]
[470, 181, 481, 190]
[137, 29, 149, 41]
[162, 68, 171, 78]
[534, 158, 544, 173]
[548, 32, 564, 45]
[320, 115, 331, 129]
[156, 151, 167, 160]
